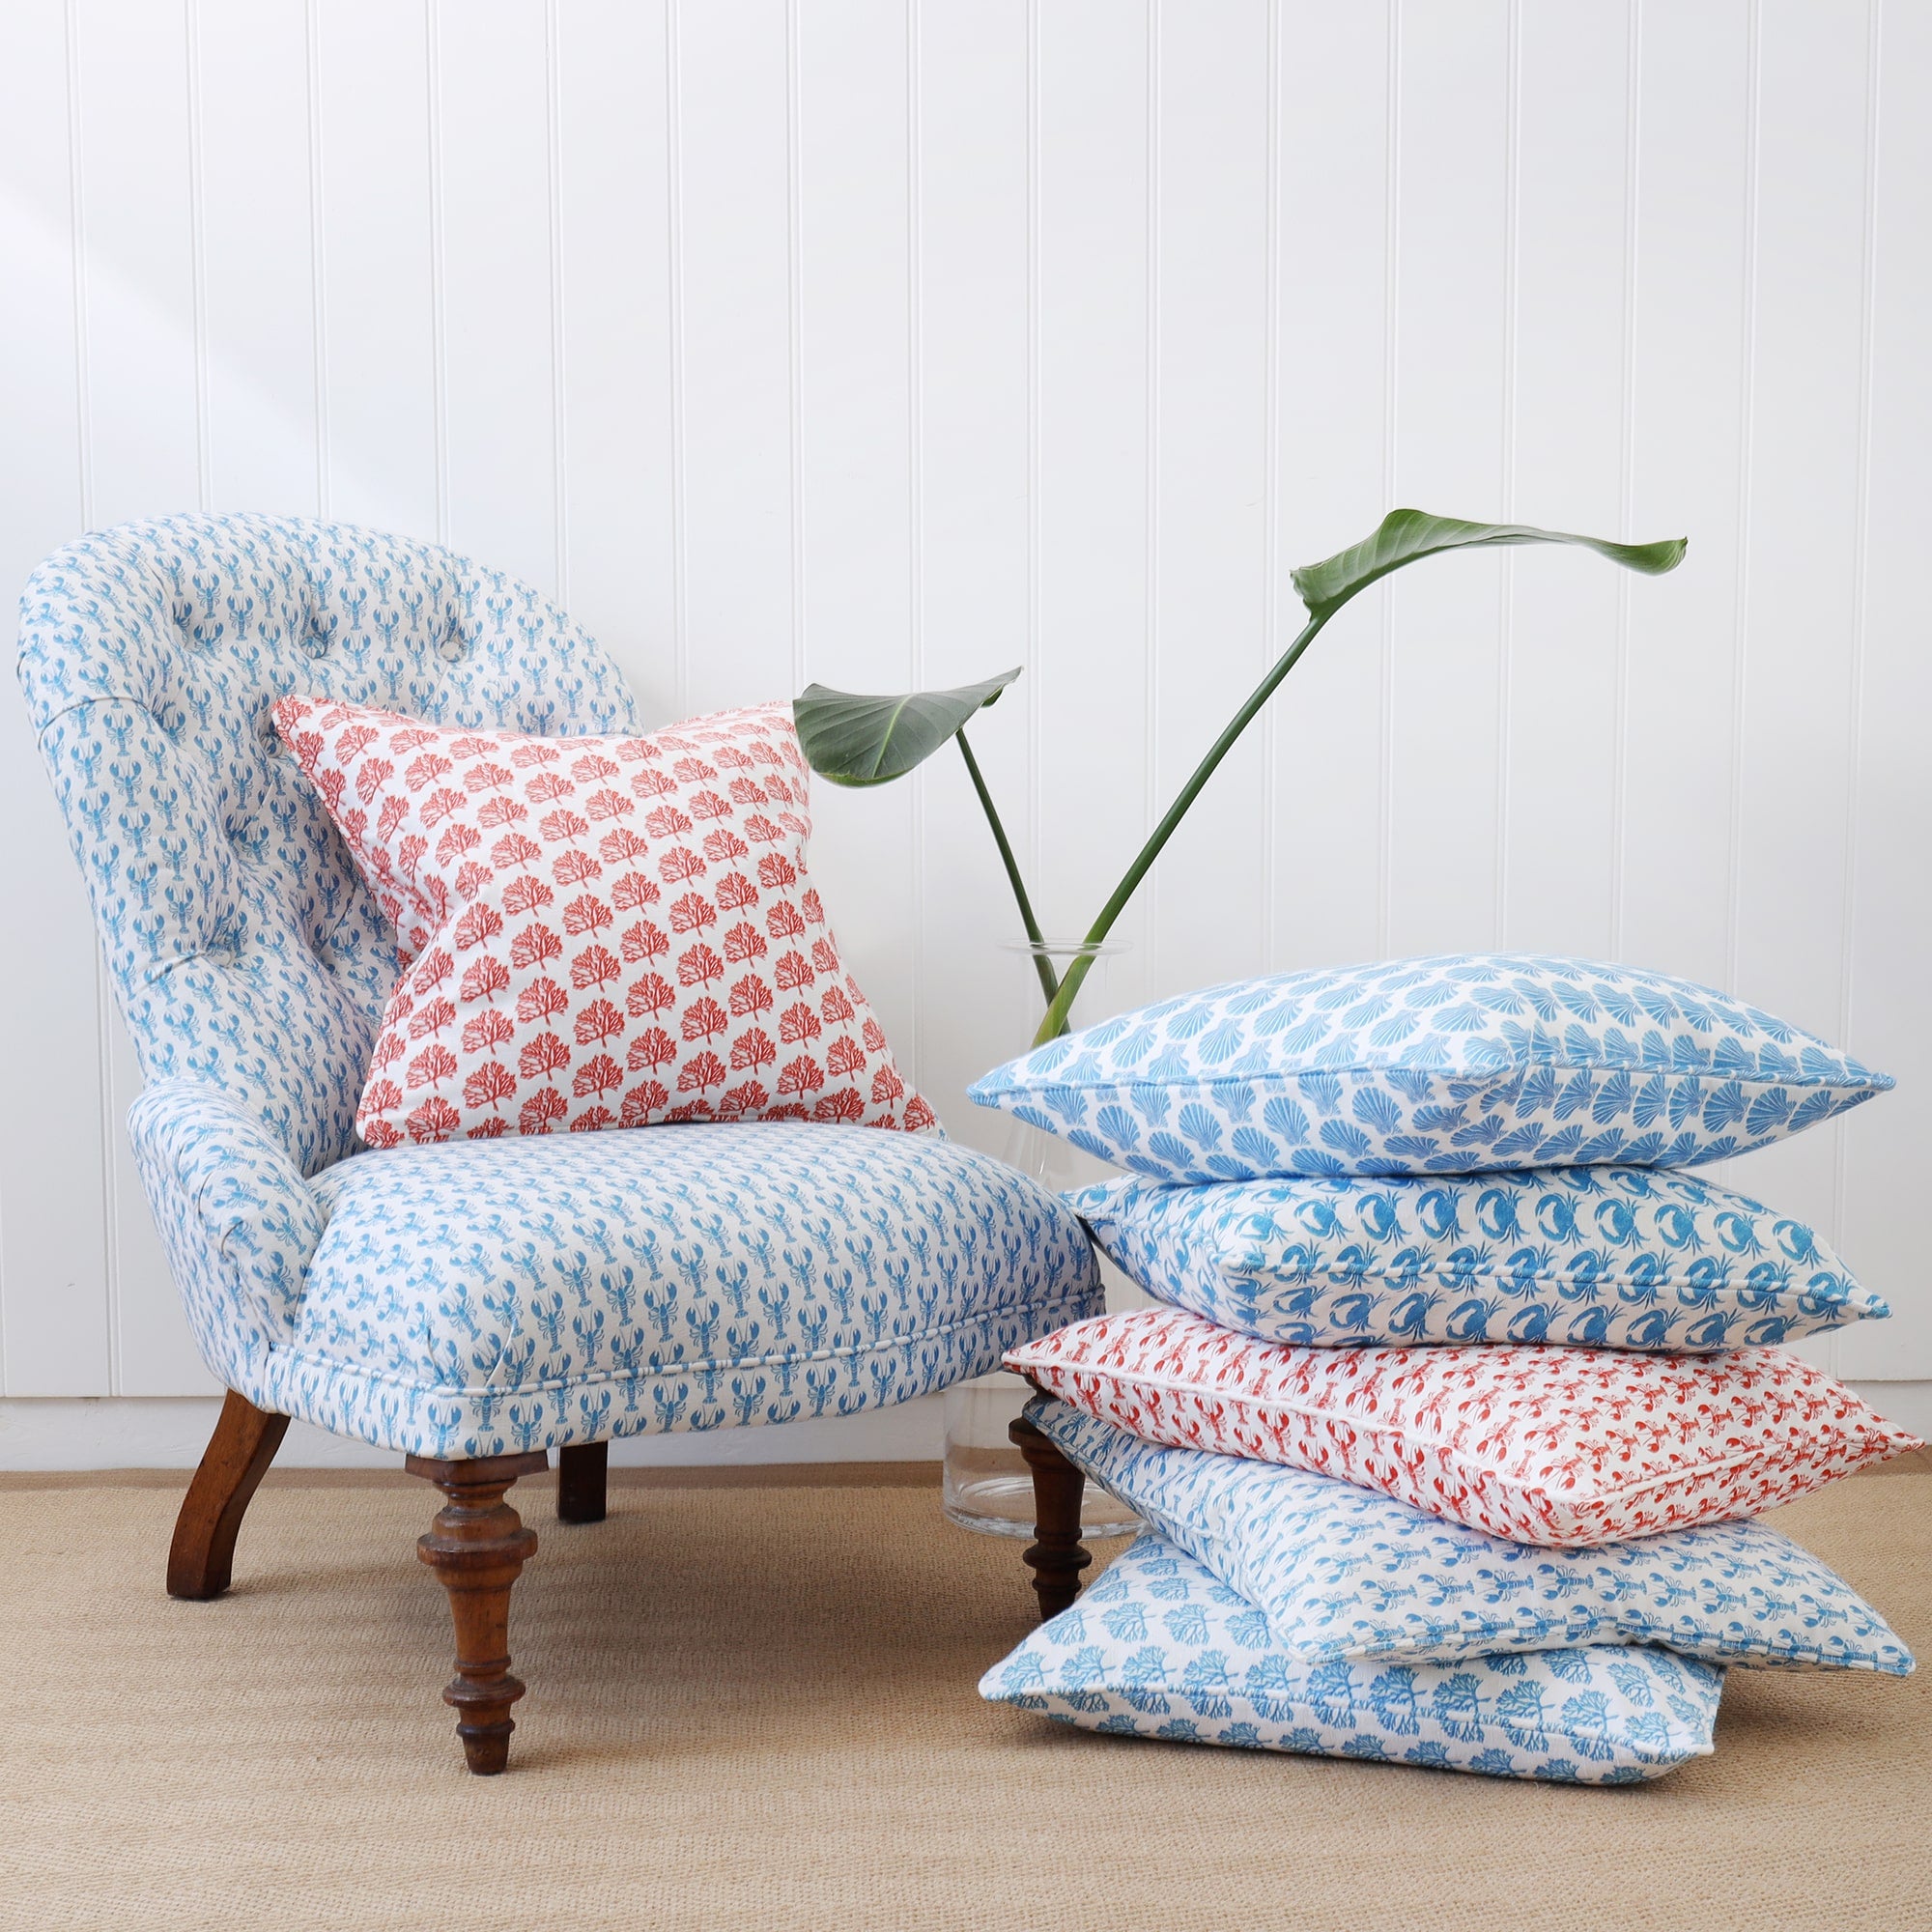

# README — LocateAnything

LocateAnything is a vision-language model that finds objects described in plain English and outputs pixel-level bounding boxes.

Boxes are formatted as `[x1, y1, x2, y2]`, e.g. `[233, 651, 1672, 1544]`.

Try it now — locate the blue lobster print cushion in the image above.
[981, 1532, 1721, 1782]
[971, 953, 1891, 1183]
[1028, 1400, 1913, 1675]
[1070, 1165, 1889, 1351]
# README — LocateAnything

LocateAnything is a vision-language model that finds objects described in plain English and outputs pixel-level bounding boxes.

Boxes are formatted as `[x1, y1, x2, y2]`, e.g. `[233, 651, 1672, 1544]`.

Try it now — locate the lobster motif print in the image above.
[1027, 1397, 1915, 1674]
[1009, 1308, 1919, 1547]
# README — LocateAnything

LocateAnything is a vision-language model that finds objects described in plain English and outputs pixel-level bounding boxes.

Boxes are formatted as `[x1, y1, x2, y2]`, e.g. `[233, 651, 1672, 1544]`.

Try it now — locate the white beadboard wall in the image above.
[3, 1, 1930, 1464]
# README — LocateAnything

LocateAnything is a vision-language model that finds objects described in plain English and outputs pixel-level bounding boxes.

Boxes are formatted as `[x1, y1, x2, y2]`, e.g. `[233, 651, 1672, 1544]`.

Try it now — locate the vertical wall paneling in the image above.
[910, 0, 1035, 1136]
[1383, 1, 1512, 955]
[3, 4, 1930, 1409]
[435, 0, 560, 595]
[1144, 0, 1270, 1004]
[790, 0, 918, 1065]
[194, 0, 321, 516]
[1266, 1, 1394, 976]
[1722, 3, 1876, 1346]
[554, 0, 679, 722]
[0, 0, 111, 1394]
[1620, 0, 1751, 993]
[313, 0, 440, 536]
[72, 0, 212, 1397]
[670, 0, 796, 719]
[1032, 0, 1152, 1009]
[1838, 0, 1932, 1377]
[1498, 4, 1632, 958]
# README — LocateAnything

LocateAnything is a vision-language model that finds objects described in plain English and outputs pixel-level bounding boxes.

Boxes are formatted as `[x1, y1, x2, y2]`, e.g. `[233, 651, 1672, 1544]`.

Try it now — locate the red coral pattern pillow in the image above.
[274, 696, 936, 1146]
[1007, 1308, 1920, 1548]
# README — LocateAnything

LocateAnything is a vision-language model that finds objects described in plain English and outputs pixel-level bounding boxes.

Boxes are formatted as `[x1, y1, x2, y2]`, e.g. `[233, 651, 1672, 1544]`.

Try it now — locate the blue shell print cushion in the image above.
[970, 952, 1891, 1184]
[981, 1532, 1721, 1782]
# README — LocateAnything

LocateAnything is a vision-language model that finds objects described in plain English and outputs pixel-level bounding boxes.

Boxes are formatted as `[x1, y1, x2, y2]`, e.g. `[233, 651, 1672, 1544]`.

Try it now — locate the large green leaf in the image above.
[793, 668, 1021, 786]
[1290, 509, 1687, 622]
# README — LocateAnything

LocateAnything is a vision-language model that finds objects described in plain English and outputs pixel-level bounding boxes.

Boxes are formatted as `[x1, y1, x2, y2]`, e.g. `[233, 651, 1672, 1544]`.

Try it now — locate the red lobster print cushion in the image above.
[274, 696, 937, 1146]
[1008, 1308, 1921, 1548]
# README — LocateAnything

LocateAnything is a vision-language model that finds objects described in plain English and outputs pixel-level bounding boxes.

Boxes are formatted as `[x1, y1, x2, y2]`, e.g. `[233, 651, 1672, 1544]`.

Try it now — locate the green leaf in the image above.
[793, 668, 1022, 786]
[1290, 509, 1687, 622]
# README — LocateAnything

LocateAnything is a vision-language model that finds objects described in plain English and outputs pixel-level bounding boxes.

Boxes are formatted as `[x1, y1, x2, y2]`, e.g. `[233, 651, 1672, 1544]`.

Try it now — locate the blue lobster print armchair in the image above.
[15, 514, 1101, 1773]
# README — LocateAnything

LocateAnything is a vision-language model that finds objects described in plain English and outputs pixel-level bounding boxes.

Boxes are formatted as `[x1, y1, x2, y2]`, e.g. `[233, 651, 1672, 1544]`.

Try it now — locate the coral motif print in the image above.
[1010, 1309, 1920, 1547]
[981, 1532, 1722, 1782]
[275, 696, 936, 1146]
[971, 952, 1892, 1183]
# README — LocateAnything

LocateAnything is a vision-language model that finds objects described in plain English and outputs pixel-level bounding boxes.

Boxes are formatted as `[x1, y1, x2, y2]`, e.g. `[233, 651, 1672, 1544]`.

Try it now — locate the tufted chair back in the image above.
[16, 515, 638, 1177]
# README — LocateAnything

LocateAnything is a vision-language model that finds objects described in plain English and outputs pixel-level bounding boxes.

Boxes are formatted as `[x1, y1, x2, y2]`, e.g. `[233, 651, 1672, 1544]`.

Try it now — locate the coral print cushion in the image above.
[981, 1532, 1721, 1783]
[970, 952, 1892, 1183]
[1071, 1166, 1889, 1352]
[274, 696, 937, 1145]
[1028, 1398, 1915, 1674]
[1010, 1309, 1919, 1548]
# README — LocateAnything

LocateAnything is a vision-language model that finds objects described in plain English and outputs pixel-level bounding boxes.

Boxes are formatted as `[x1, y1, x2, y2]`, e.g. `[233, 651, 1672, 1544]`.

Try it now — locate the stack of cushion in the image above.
[969, 953, 1920, 1784]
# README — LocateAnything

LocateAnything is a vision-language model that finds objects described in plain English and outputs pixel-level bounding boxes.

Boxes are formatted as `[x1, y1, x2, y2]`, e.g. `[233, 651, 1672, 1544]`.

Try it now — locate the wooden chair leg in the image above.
[167, 1389, 291, 1601]
[1009, 1415, 1092, 1620]
[406, 1450, 548, 1775]
[555, 1440, 608, 1523]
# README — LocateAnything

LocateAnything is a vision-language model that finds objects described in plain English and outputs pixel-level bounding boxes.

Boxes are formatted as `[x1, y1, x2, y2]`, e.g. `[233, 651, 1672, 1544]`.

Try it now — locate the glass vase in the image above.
[942, 939, 1141, 1541]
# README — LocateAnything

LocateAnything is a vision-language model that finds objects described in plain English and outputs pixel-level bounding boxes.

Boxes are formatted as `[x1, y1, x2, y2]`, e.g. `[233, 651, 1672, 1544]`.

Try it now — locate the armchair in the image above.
[16, 514, 1101, 1771]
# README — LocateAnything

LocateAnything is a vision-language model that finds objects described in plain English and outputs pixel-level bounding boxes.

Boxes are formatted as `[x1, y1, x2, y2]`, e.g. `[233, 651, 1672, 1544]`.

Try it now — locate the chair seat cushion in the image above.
[267, 1124, 1099, 1459]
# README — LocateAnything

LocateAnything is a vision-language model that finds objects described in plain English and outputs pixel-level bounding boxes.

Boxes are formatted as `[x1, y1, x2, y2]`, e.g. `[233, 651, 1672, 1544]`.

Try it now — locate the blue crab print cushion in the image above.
[971, 953, 1891, 1183]
[981, 1532, 1721, 1782]
[1069, 1164, 1889, 1351]
[1029, 1400, 1913, 1676]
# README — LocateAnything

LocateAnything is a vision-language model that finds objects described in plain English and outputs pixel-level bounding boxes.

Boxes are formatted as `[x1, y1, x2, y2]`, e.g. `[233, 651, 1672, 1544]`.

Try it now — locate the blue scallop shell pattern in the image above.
[981, 1532, 1722, 1782]
[1070, 1164, 1888, 1352]
[1029, 1400, 1913, 1676]
[971, 953, 1892, 1184]
[16, 516, 1101, 1456]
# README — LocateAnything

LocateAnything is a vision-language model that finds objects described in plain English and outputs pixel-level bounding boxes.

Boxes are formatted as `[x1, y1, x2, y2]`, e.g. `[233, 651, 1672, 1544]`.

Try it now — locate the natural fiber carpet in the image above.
[4, 1469, 1927, 1932]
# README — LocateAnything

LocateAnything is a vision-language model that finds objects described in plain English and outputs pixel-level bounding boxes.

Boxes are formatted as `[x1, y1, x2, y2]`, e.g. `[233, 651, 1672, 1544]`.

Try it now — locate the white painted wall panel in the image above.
[1267, 3, 1393, 973]
[0, 0, 113, 1396]
[1032, 0, 1152, 1013]
[1384, 0, 1512, 956]
[909, 0, 1036, 1113]
[194, 0, 322, 517]
[554, 0, 679, 719]
[4, 0, 1929, 1443]
[1724, 0, 1877, 1376]
[1834, 0, 1932, 1381]
[313, 0, 440, 535]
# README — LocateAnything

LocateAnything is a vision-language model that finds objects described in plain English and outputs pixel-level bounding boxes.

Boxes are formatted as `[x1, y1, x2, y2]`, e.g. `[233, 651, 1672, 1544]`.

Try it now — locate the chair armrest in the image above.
[127, 1078, 327, 1378]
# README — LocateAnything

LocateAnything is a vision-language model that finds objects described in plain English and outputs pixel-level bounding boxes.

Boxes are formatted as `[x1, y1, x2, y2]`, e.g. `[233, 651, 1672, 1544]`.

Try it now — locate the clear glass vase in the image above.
[942, 939, 1141, 1541]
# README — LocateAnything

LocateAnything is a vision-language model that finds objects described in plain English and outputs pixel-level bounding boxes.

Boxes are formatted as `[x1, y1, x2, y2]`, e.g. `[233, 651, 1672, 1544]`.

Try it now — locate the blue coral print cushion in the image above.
[1030, 1400, 1913, 1676]
[981, 1532, 1720, 1782]
[1070, 1164, 1889, 1351]
[971, 953, 1890, 1183]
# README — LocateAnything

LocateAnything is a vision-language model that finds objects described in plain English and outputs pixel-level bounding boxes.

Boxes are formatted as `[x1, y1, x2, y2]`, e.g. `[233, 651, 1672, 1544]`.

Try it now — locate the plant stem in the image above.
[955, 727, 1060, 1011]
[1032, 610, 1329, 1046]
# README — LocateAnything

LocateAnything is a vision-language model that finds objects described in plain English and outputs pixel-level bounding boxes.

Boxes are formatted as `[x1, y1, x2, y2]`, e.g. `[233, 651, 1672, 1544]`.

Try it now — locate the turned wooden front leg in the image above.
[405, 1450, 547, 1775]
[1009, 1416, 1092, 1620]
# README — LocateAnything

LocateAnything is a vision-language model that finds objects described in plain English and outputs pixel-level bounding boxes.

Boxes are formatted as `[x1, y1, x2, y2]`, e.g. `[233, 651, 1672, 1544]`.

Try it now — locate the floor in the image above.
[4, 1463, 1927, 1931]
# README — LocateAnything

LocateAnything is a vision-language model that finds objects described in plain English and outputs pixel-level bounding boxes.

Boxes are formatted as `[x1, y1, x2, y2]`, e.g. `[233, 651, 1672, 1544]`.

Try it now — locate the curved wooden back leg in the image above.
[556, 1440, 608, 1522]
[1009, 1415, 1092, 1620]
[167, 1389, 292, 1601]
[406, 1451, 547, 1775]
